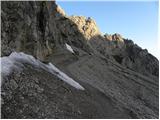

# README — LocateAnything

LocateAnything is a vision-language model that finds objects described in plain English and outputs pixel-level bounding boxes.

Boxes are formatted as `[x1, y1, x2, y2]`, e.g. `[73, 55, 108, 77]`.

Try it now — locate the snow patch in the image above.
[65, 43, 74, 53]
[46, 63, 84, 90]
[0, 52, 84, 90]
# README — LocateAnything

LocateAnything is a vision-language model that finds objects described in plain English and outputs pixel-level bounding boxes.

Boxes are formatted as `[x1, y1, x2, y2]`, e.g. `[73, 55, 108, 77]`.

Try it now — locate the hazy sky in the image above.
[57, 1, 159, 58]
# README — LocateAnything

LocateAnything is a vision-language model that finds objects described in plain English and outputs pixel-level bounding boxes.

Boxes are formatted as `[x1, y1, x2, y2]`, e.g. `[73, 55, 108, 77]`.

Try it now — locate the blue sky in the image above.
[57, 1, 159, 58]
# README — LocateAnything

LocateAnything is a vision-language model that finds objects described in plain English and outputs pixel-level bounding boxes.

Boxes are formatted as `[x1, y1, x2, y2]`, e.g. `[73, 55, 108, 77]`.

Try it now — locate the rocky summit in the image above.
[1, 1, 159, 119]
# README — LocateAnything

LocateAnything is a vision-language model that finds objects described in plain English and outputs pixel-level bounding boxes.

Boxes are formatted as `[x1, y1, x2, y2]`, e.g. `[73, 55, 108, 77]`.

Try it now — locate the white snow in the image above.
[65, 43, 74, 53]
[46, 63, 84, 90]
[0, 52, 84, 90]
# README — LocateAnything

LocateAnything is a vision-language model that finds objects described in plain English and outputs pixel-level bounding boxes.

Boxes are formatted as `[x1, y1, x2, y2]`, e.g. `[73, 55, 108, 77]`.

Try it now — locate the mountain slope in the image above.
[1, 1, 159, 119]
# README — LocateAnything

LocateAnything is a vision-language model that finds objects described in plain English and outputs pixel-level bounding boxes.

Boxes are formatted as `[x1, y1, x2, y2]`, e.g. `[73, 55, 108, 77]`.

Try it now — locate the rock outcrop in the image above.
[1, 1, 93, 60]
[104, 33, 124, 42]
[69, 16, 101, 40]
[1, 1, 159, 119]
[89, 33, 158, 77]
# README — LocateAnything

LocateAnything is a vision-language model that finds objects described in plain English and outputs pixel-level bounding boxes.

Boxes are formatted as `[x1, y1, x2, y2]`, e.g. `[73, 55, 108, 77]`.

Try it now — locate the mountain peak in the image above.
[69, 16, 101, 39]
[104, 33, 124, 42]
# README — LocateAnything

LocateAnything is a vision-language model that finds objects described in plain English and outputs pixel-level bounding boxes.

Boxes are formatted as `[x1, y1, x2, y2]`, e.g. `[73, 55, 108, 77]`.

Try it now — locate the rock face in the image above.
[1, 1, 159, 119]
[1, 1, 93, 60]
[1, 1, 52, 61]
[104, 33, 124, 42]
[90, 34, 159, 77]
[69, 16, 101, 40]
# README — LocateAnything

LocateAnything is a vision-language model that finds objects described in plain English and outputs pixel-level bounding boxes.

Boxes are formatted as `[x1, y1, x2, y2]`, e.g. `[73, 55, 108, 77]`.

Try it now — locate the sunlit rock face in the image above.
[69, 16, 101, 40]
[1, 1, 159, 119]
[104, 33, 124, 42]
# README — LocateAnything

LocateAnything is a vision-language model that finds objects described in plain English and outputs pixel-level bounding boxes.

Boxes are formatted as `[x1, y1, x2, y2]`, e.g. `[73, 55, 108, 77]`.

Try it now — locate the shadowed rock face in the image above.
[1, 1, 159, 119]
[89, 35, 159, 77]
[1, 1, 93, 60]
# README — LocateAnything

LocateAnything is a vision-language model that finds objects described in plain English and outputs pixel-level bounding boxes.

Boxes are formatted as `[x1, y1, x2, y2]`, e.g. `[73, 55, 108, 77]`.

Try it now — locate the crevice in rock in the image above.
[37, 2, 47, 39]
[113, 55, 123, 64]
